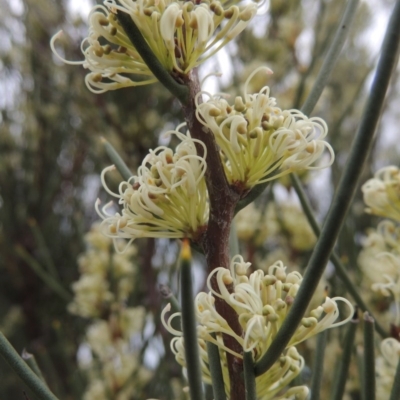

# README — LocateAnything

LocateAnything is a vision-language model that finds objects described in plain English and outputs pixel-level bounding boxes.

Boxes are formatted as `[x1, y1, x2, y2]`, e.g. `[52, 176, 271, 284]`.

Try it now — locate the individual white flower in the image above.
[193, 257, 353, 355]
[196, 67, 334, 190]
[96, 128, 209, 250]
[51, 0, 257, 92]
[362, 166, 400, 222]
[162, 256, 352, 399]
[376, 338, 400, 400]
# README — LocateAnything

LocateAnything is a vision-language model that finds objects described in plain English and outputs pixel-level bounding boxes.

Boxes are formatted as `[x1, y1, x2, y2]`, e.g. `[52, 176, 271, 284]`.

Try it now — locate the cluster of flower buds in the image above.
[96, 129, 209, 250]
[196, 68, 334, 189]
[362, 165, 400, 222]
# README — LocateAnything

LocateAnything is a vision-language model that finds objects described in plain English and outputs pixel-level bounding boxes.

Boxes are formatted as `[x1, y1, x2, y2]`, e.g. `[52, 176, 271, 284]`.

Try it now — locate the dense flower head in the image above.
[162, 256, 352, 398]
[96, 128, 208, 250]
[196, 68, 334, 189]
[362, 165, 400, 222]
[51, 0, 257, 93]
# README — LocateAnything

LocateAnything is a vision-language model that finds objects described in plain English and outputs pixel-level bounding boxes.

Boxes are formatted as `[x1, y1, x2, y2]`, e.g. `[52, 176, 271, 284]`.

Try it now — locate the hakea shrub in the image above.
[162, 256, 353, 399]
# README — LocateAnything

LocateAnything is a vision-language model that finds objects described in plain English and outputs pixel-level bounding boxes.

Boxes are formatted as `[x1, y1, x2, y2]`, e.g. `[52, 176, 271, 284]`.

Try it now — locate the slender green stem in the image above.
[362, 313, 375, 400]
[254, 1, 400, 376]
[301, 0, 359, 116]
[235, 182, 269, 214]
[310, 330, 327, 400]
[243, 351, 257, 400]
[389, 354, 400, 400]
[180, 240, 205, 400]
[0, 332, 59, 400]
[290, 173, 387, 338]
[22, 350, 48, 386]
[28, 219, 59, 279]
[331, 316, 359, 400]
[116, 11, 189, 104]
[206, 338, 226, 400]
[15, 246, 72, 302]
[102, 137, 133, 181]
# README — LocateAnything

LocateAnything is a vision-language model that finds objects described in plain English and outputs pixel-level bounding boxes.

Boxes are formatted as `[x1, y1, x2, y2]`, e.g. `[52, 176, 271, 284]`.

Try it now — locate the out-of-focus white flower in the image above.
[376, 338, 400, 399]
[51, 0, 257, 92]
[235, 200, 316, 252]
[68, 224, 137, 317]
[96, 128, 208, 251]
[359, 220, 400, 324]
[196, 67, 334, 189]
[162, 256, 352, 398]
[362, 166, 400, 222]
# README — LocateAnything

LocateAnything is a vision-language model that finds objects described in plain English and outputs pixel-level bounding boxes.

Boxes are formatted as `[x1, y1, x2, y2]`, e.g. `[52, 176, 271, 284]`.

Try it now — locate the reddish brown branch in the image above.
[180, 69, 245, 400]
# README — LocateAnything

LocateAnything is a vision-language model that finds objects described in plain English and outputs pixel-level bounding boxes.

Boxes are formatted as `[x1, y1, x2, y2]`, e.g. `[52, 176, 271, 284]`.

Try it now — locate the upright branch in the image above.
[180, 69, 245, 400]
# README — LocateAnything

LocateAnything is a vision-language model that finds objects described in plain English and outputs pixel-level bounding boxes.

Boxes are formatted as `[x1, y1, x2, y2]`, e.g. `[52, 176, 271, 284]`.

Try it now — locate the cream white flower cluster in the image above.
[196, 68, 334, 189]
[51, 0, 257, 92]
[162, 256, 353, 398]
[96, 129, 209, 250]
[69, 224, 137, 317]
[70, 224, 151, 400]
[376, 338, 400, 400]
[82, 313, 151, 400]
[362, 166, 400, 222]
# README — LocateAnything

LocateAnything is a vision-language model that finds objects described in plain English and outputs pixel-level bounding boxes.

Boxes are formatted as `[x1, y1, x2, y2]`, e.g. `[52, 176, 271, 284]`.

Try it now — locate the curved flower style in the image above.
[96, 128, 209, 250]
[162, 256, 352, 399]
[362, 166, 400, 222]
[196, 68, 334, 189]
[376, 338, 400, 399]
[50, 0, 257, 93]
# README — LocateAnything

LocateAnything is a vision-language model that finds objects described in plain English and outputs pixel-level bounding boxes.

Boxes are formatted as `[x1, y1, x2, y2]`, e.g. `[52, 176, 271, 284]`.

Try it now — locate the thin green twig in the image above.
[362, 313, 375, 400]
[206, 338, 226, 400]
[331, 315, 359, 400]
[116, 11, 189, 104]
[243, 351, 257, 400]
[28, 219, 59, 279]
[290, 173, 387, 338]
[180, 240, 205, 400]
[102, 137, 133, 181]
[15, 246, 72, 302]
[254, 0, 400, 376]
[22, 349, 48, 386]
[310, 330, 327, 400]
[389, 353, 400, 400]
[0, 332, 59, 400]
[301, 0, 359, 116]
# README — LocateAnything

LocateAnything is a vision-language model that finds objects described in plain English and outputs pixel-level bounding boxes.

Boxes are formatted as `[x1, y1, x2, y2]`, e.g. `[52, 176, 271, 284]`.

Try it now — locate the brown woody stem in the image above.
[180, 69, 245, 400]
